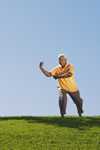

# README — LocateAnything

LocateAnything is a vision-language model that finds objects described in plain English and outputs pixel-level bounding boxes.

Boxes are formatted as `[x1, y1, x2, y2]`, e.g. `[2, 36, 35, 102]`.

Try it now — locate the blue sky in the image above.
[0, 0, 100, 116]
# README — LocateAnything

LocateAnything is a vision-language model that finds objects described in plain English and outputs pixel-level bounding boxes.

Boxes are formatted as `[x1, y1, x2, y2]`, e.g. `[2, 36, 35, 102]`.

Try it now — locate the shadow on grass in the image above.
[0, 116, 100, 130]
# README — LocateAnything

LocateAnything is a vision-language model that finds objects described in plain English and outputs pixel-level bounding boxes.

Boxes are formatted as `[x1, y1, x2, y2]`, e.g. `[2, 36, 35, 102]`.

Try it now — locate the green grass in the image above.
[0, 116, 100, 150]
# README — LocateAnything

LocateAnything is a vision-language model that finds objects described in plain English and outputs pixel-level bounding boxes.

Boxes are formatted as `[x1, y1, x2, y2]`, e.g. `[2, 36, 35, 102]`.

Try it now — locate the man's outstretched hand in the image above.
[39, 62, 52, 77]
[39, 62, 44, 69]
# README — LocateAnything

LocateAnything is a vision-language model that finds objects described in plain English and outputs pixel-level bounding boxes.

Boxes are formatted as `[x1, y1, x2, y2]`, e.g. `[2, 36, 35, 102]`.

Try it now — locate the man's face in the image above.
[59, 56, 67, 67]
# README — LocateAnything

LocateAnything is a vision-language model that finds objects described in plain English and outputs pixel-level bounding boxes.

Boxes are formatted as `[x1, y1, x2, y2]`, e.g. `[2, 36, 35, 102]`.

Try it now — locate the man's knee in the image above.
[59, 89, 66, 99]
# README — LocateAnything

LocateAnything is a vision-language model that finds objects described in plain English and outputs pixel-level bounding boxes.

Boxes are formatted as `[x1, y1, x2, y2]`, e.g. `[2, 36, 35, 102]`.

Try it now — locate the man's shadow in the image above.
[25, 116, 100, 130]
[0, 116, 100, 130]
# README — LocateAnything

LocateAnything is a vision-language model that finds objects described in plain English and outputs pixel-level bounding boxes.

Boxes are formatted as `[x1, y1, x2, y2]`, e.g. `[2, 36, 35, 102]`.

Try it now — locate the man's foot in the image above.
[78, 112, 82, 117]
[78, 109, 84, 117]
[78, 102, 84, 117]
[61, 113, 64, 118]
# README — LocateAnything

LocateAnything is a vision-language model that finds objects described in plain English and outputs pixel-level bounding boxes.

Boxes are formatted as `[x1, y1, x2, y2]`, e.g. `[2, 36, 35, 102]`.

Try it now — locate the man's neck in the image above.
[61, 64, 67, 68]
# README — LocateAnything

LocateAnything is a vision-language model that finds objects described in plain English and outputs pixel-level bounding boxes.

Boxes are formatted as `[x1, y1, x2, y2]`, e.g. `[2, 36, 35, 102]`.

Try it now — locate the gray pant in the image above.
[59, 89, 83, 116]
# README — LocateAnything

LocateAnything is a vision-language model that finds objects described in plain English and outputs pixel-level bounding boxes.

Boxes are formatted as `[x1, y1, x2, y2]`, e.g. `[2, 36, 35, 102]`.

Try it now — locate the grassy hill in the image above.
[0, 116, 100, 150]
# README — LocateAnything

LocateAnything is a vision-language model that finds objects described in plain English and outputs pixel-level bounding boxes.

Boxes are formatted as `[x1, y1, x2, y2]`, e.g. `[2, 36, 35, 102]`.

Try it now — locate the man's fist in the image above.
[39, 62, 44, 69]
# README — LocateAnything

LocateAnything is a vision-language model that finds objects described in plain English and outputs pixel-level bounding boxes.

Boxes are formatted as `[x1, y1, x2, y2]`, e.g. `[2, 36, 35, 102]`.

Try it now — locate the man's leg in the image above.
[68, 91, 84, 117]
[59, 89, 67, 117]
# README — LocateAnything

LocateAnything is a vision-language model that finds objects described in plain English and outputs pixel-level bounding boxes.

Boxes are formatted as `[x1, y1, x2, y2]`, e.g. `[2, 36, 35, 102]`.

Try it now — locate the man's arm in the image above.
[57, 64, 71, 76]
[53, 72, 72, 79]
[53, 64, 73, 79]
[39, 62, 52, 77]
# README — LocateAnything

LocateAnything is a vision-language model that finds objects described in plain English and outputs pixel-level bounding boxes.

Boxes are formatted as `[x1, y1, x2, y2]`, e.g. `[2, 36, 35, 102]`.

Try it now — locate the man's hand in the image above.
[53, 71, 72, 80]
[58, 64, 71, 75]
[39, 62, 44, 69]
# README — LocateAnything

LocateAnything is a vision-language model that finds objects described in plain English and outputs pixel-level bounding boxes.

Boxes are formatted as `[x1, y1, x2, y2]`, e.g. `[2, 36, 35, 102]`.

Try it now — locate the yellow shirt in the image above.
[51, 64, 78, 92]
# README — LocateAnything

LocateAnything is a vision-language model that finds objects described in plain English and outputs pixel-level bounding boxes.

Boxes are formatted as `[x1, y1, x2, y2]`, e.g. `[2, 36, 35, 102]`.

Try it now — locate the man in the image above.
[39, 54, 84, 117]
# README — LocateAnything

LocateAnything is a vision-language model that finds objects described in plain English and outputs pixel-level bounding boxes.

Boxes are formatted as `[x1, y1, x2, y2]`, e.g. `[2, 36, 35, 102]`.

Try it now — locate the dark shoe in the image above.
[61, 113, 64, 118]
[78, 112, 82, 117]
[78, 109, 83, 117]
